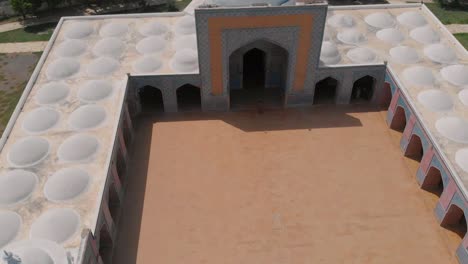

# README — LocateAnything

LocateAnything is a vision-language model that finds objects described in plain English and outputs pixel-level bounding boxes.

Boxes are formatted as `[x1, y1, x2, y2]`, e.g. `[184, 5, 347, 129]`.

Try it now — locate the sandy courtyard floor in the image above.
[113, 105, 459, 264]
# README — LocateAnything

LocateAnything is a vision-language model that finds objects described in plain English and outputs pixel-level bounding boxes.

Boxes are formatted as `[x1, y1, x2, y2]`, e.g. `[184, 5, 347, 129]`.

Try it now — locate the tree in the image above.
[10, 0, 33, 19]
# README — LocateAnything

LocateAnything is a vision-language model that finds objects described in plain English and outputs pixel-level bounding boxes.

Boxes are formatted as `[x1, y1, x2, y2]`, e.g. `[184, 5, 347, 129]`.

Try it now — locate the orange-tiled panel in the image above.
[208, 14, 314, 95]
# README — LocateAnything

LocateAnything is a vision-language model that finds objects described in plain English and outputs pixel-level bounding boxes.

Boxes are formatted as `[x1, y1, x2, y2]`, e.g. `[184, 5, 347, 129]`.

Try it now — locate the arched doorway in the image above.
[314, 77, 337, 104]
[99, 225, 114, 263]
[229, 40, 288, 109]
[177, 84, 201, 111]
[442, 204, 467, 239]
[351, 75, 375, 103]
[108, 185, 121, 225]
[138, 85, 164, 112]
[405, 134, 424, 162]
[421, 166, 444, 197]
[390, 106, 407, 132]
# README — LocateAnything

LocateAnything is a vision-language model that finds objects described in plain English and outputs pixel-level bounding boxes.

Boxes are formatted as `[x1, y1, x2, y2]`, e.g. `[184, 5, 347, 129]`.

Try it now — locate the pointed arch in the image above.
[99, 224, 114, 263]
[351, 75, 375, 103]
[390, 106, 407, 132]
[138, 85, 164, 112]
[176, 84, 201, 111]
[421, 166, 444, 197]
[405, 134, 423, 162]
[314, 77, 338, 105]
[442, 204, 467, 239]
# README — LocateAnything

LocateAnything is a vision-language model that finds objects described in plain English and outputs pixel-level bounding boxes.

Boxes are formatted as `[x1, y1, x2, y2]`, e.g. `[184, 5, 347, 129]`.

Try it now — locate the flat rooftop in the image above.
[113, 107, 461, 263]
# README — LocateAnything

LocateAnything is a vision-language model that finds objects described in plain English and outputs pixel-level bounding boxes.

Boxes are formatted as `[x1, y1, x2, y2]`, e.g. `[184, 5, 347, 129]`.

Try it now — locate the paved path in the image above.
[0, 41, 48, 53]
[446, 24, 468, 34]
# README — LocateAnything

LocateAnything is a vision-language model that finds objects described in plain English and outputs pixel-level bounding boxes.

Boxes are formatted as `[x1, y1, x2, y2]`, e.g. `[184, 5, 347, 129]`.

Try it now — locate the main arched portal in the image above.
[229, 40, 288, 109]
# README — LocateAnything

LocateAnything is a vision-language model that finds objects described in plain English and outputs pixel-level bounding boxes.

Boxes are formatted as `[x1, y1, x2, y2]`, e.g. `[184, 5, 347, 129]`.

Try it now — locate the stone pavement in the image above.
[0, 41, 48, 53]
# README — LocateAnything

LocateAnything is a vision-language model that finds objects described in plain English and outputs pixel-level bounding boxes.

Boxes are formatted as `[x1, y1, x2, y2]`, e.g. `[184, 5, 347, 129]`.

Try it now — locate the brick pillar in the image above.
[417, 146, 434, 186]
[111, 164, 123, 201]
[102, 199, 115, 241]
[386, 89, 400, 126]
[400, 114, 416, 151]
[439, 179, 457, 212]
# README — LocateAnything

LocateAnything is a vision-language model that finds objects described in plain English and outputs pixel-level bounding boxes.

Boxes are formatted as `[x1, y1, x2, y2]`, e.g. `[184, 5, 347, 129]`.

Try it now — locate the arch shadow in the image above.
[351, 75, 375, 103]
[390, 106, 406, 132]
[421, 166, 444, 197]
[405, 134, 423, 162]
[314, 77, 338, 105]
[442, 204, 468, 239]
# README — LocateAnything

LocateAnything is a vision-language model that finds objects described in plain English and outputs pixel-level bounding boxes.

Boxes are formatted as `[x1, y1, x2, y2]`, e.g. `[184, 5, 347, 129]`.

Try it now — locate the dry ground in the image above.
[113, 105, 461, 264]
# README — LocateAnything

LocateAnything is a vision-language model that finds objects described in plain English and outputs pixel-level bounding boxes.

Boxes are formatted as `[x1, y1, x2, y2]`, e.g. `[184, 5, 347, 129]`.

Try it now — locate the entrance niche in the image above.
[442, 204, 467, 239]
[176, 84, 201, 111]
[405, 134, 424, 162]
[390, 106, 407, 132]
[314, 77, 338, 104]
[229, 40, 288, 109]
[421, 167, 444, 197]
[99, 225, 114, 264]
[351, 75, 375, 103]
[138, 85, 164, 112]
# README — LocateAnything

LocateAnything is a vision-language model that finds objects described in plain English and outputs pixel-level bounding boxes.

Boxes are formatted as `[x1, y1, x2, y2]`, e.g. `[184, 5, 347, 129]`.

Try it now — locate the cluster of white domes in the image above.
[327, 14, 355, 28]
[44, 168, 90, 202]
[64, 22, 93, 39]
[35, 82, 69, 105]
[459, 89, 468, 106]
[441, 65, 468, 86]
[8, 137, 49, 168]
[376, 28, 404, 45]
[133, 56, 163, 73]
[174, 35, 197, 51]
[77, 80, 113, 103]
[456, 148, 468, 173]
[46, 59, 80, 80]
[436, 117, 468, 143]
[337, 29, 366, 45]
[22, 107, 60, 134]
[93, 38, 125, 58]
[30, 208, 80, 243]
[320, 41, 341, 65]
[136, 36, 166, 54]
[410, 26, 439, 44]
[347, 47, 376, 64]
[87, 57, 119, 77]
[397, 11, 427, 28]
[417, 89, 453, 111]
[99, 22, 128, 38]
[58, 134, 99, 163]
[69, 105, 107, 131]
[171, 49, 199, 72]
[389, 46, 419, 64]
[364, 12, 395, 29]
[139, 21, 168, 36]
[0, 211, 21, 248]
[55, 40, 87, 57]
[424, 43, 456, 64]
[175, 15, 196, 35]
[402, 66, 434, 86]
[0, 170, 37, 206]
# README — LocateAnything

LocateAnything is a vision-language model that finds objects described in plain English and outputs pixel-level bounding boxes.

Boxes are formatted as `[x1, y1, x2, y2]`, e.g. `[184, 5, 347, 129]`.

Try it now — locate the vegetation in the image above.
[0, 82, 26, 132]
[10, 0, 33, 19]
[454, 33, 468, 50]
[425, 3, 468, 24]
[0, 22, 55, 43]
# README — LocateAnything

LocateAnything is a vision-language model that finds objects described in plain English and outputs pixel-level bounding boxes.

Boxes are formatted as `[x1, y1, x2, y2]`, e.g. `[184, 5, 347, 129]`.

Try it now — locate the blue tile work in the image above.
[457, 244, 468, 264]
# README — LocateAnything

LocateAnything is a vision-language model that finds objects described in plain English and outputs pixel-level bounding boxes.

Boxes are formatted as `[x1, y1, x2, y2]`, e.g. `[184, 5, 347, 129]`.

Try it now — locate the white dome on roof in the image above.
[410, 26, 440, 44]
[175, 15, 196, 35]
[459, 89, 468, 106]
[402, 66, 434, 86]
[0, 211, 21, 248]
[376, 28, 404, 44]
[136, 36, 165, 54]
[69, 105, 106, 131]
[320, 41, 341, 64]
[364, 12, 395, 29]
[8, 137, 49, 168]
[0, 170, 37, 206]
[93, 38, 124, 58]
[346, 47, 376, 64]
[171, 49, 199, 72]
[15, 247, 54, 264]
[77, 80, 113, 103]
[174, 35, 197, 51]
[30, 208, 80, 243]
[456, 148, 468, 173]
[99, 22, 128, 37]
[44, 168, 90, 202]
[327, 14, 355, 28]
[22, 107, 60, 134]
[138, 21, 168, 36]
[133, 56, 162, 73]
[58, 134, 99, 162]
[417, 89, 453, 111]
[389, 46, 420, 64]
[337, 29, 366, 45]
[441, 65, 468, 86]
[87, 57, 119, 77]
[55, 40, 86, 57]
[424, 43, 456, 64]
[397, 11, 427, 28]
[46, 58, 80, 80]
[436, 117, 468, 143]
[35, 82, 69, 105]
[65, 22, 93, 39]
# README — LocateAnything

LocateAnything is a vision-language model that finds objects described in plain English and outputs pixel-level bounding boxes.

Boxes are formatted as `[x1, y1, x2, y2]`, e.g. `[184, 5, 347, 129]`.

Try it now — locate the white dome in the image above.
[99, 22, 128, 38]
[424, 43, 456, 64]
[456, 148, 468, 173]
[175, 15, 196, 35]
[136, 36, 166, 54]
[8, 137, 49, 168]
[441, 65, 468, 86]
[87, 57, 119, 77]
[346, 47, 376, 64]
[0, 211, 21, 248]
[173, 35, 197, 51]
[69, 105, 106, 131]
[459, 89, 468, 106]
[92, 38, 125, 58]
[323, 29, 331, 41]
[327, 14, 355, 28]
[402, 66, 434, 86]
[337, 29, 366, 45]
[320, 41, 341, 64]
[171, 49, 199, 72]
[397, 11, 427, 28]
[436, 116, 468, 143]
[410, 26, 440, 44]
[376, 28, 404, 44]
[30, 208, 80, 243]
[15, 247, 54, 264]
[364, 12, 395, 29]
[44, 168, 90, 202]
[417, 89, 453, 111]
[77, 80, 113, 103]
[0, 170, 37, 206]
[133, 56, 163, 73]
[55, 40, 87, 57]
[46, 59, 80, 80]
[58, 134, 99, 162]
[64, 23, 93, 39]
[35, 82, 69, 105]
[389, 46, 420, 64]
[22, 107, 60, 134]
[138, 21, 168, 36]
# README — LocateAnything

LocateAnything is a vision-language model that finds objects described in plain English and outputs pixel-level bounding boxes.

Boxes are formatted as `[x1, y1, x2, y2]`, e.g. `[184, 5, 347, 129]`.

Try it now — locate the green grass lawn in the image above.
[454, 33, 468, 49]
[0, 82, 26, 130]
[425, 3, 468, 24]
[0, 22, 56, 43]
